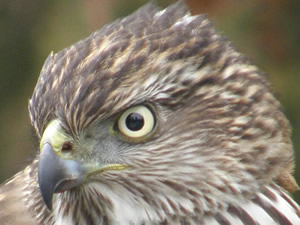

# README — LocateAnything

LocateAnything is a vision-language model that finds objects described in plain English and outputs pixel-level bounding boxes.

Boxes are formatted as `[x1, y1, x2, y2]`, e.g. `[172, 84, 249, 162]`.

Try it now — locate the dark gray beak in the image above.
[38, 143, 87, 210]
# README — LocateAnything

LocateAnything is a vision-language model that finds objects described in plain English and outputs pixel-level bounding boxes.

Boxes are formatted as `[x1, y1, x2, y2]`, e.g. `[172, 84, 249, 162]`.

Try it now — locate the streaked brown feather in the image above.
[0, 162, 41, 225]
[1, 1, 299, 224]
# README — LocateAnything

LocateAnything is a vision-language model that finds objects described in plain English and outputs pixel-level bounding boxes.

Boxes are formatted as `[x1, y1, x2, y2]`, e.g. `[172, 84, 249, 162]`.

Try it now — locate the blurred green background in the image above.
[0, 0, 299, 203]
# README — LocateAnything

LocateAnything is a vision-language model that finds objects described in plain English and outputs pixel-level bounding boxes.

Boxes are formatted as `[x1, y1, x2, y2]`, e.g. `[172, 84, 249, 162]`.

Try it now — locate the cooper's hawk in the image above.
[0, 1, 299, 225]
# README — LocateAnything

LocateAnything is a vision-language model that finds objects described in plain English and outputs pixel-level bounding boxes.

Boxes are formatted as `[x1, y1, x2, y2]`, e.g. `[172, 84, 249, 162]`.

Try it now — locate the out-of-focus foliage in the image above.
[0, 0, 299, 202]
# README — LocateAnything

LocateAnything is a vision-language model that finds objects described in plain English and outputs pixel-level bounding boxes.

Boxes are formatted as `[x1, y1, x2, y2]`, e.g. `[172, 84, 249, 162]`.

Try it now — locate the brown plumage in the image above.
[0, 1, 299, 225]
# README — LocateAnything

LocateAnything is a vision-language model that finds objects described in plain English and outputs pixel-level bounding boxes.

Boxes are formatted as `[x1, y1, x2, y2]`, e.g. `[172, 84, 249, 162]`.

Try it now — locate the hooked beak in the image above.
[38, 143, 87, 210]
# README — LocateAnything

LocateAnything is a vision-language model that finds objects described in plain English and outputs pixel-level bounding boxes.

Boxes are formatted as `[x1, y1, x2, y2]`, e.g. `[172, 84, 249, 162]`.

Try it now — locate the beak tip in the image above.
[38, 167, 54, 210]
[42, 193, 53, 210]
[38, 143, 87, 210]
[38, 143, 57, 210]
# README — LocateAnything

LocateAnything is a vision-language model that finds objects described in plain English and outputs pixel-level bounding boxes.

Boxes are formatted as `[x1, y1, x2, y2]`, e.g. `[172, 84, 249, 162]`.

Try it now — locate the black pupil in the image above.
[125, 113, 144, 131]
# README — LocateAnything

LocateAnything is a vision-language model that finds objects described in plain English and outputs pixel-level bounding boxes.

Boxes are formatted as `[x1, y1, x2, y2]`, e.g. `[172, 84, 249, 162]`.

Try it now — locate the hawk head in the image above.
[27, 1, 298, 224]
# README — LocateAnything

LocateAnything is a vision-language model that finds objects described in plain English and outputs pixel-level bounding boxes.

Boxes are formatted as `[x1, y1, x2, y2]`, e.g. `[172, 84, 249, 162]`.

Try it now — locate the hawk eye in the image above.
[117, 105, 155, 139]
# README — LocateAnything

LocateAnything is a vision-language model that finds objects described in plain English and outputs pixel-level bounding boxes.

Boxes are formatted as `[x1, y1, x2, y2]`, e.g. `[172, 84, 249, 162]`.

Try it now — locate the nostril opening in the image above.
[61, 141, 73, 153]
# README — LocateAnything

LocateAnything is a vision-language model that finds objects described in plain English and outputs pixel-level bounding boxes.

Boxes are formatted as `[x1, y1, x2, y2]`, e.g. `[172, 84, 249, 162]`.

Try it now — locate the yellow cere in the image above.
[40, 119, 70, 154]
